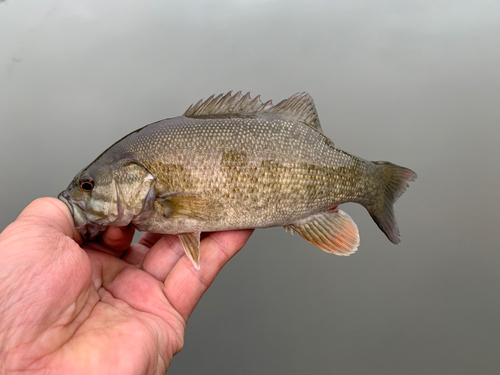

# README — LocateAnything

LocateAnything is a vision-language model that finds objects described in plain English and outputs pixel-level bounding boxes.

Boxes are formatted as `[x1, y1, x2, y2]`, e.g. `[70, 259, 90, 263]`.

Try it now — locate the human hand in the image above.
[0, 198, 253, 374]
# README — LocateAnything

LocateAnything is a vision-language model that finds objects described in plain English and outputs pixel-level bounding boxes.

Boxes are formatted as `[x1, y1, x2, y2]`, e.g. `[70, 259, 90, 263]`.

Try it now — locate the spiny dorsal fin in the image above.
[183, 91, 323, 133]
[183, 91, 274, 118]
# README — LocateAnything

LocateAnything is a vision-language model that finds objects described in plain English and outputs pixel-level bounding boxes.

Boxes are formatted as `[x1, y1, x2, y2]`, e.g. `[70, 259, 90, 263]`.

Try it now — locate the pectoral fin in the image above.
[285, 209, 359, 256]
[178, 232, 201, 270]
[155, 193, 222, 221]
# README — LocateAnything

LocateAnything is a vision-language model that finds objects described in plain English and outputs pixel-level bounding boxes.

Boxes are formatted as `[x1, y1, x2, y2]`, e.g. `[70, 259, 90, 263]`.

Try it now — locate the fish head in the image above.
[58, 159, 155, 240]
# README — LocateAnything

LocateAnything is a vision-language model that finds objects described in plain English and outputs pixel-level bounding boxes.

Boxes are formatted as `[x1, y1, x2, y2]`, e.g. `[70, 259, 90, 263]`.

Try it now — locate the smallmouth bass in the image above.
[59, 92, 416, 269]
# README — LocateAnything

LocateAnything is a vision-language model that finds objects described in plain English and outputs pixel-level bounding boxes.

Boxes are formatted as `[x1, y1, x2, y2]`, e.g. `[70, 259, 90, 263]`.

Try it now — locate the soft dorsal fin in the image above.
[270, 92, 323, 133]
[183, 91, 323, 133]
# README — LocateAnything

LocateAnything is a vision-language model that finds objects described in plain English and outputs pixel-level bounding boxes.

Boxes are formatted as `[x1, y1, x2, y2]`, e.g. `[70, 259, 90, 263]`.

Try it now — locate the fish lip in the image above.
[57, 190, 92, 237]
[58, 191, 74, 216]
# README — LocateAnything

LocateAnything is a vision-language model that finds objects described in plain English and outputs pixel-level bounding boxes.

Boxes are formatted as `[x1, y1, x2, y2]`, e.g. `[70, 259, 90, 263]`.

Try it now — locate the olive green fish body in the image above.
[59, 92, 416, 269]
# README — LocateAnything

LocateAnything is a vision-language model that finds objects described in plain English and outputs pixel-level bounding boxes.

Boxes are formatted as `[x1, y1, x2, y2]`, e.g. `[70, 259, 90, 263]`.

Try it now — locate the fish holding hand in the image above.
[59, 92, 416, 269]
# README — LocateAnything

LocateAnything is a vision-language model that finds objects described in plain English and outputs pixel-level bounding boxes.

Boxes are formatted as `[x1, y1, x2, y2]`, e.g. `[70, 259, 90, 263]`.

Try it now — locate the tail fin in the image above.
[368, 161, 417, 244]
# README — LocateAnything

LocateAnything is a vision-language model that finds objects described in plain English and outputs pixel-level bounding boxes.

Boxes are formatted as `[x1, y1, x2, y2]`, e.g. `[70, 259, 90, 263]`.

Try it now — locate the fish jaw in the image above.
[58, 191, 107, 240]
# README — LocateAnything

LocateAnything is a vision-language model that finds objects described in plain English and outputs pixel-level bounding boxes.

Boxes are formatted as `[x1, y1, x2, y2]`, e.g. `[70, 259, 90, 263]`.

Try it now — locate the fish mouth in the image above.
[58, 191, 86, 227]
[57, 191, 106, 241]
[58, 191, 74, 216]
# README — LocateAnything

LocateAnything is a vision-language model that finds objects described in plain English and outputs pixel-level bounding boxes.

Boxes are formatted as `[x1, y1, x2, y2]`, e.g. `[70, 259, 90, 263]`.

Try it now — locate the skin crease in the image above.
[0, 198, 254, 374]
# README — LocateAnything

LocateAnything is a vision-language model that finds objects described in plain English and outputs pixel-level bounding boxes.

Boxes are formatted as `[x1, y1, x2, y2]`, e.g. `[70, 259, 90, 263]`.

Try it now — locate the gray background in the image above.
[1, 0, 499, 374]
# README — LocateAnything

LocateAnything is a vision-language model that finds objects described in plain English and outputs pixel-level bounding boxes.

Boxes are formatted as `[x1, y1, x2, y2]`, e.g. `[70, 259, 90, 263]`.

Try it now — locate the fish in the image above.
[58, 91, 416, 269]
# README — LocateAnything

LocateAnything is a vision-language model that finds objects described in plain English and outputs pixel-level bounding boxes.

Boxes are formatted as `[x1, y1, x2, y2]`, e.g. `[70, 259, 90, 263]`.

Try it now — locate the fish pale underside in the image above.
[59, 91, 417, 270]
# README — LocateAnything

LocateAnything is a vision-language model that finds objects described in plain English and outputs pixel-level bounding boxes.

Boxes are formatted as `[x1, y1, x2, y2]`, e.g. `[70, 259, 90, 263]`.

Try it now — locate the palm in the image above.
[0, 198, 253, 374]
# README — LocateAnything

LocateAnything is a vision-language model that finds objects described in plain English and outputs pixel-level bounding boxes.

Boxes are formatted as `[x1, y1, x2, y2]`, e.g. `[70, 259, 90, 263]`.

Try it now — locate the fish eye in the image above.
[79, 178, 94, 192]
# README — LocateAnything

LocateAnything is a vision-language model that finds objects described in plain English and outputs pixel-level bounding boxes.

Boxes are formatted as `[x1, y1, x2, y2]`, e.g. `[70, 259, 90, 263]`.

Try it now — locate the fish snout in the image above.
[57, 190, 98, 239]
[58, 191, 74, 216]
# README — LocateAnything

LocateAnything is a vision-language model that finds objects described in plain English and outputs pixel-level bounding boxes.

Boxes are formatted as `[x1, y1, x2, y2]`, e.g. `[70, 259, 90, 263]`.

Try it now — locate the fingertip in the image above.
[100, 225, 135, 252]
[204, 229, 254, 253]
[20, 197, 66, 219]
[198, 229, 255, 270]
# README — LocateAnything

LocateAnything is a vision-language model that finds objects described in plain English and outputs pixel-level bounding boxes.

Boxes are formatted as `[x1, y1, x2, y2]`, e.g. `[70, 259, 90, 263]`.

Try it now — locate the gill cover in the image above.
[111, 160, 155, 225]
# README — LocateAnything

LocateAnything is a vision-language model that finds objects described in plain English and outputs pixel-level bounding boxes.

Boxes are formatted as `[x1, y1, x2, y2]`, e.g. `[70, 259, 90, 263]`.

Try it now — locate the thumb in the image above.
[14, 197, 82, 243]
[0, 198, 92, 361]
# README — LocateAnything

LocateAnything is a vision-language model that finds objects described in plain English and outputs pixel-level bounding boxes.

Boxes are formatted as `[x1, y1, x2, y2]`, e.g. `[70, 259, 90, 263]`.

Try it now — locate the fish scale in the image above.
[132, 117, 362, 228]
[59, 91, 416, 269]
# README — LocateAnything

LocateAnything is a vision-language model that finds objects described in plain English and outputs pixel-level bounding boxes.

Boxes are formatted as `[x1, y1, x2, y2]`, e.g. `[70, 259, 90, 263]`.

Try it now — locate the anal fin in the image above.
[286, 209, 359, 256]
[178, 232, 201, 270]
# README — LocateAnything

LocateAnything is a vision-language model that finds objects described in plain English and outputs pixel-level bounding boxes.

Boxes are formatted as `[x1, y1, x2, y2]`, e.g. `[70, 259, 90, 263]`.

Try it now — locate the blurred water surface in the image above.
[1, 1, 499, 374]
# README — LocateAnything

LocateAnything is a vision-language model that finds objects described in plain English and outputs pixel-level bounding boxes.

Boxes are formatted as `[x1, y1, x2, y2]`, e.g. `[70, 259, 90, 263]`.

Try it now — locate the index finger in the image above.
[121, 232, 166, 266]
[163, 229, 254, 322]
